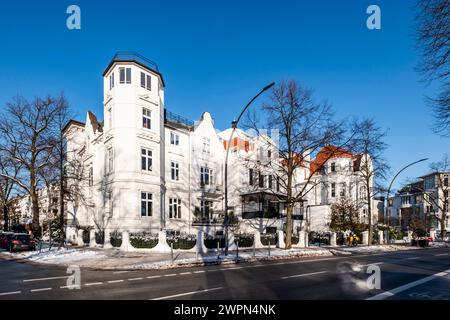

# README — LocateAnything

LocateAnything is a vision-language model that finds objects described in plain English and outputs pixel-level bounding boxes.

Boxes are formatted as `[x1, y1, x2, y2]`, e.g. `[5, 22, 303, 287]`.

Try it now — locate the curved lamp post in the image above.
[385, 158, 428, 242]
[223, 82, 275, 255]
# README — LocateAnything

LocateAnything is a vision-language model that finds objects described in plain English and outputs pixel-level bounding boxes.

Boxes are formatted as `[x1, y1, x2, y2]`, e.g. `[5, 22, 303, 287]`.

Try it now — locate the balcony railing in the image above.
[110, 52, 160, 73]
[164, 110, 194, 128]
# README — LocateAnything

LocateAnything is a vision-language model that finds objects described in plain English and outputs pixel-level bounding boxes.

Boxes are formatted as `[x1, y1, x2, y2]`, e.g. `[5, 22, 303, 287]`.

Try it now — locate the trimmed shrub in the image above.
[167, 233, 196, 250]
[235, 233, 254, 248]
[130, 232, 158, 249]
[110, 230, 122, 247]
[204, 236, 225, 249]
[260, 233, 277, 246]
[95, 231, 104, 245]
[82, 230, 90, 244]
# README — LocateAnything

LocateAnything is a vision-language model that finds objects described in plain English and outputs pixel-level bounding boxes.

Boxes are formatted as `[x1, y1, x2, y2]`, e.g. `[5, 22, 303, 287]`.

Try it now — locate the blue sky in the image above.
[0, 0, 448, 189]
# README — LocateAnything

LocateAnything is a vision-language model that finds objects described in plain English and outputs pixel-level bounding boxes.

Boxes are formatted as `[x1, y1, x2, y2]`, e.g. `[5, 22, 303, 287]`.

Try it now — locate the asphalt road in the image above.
[0, 247, 449, 300]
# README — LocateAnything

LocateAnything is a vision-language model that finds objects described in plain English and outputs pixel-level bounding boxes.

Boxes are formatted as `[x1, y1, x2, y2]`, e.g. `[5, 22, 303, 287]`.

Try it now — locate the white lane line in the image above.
[30, 288, 52, 292]
[193, 270, 205, 274]
[367, 269, 450, 300]
[179, 272, 192, 275]
[107, 280, 124, 284]
[146, 275, 161, 279]
[0, 291, 21, 296]
[435, 253, 448, 256]
[281, 271, 328, 280]
[221, 267, 243, 270]
[360, 262, 384, 267]
[23, 276, 69, 283]
[113, 271, 130, 274]
[85, 282, 103, 286]
[59, 285, 80, 289]
[164, 274, 177, 277]
[406, 257, 419, 260]
[128, 277, 143, 281]
[151, 287, 223, 300]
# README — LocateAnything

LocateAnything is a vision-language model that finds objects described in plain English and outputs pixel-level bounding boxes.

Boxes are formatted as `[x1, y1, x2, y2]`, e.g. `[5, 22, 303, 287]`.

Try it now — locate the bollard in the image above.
[268, 240, 271, 257]
[253, 240, 256, 257]
[217, 240, 220, 259]
[171, 242, 174, 264]
[236, 242, 239, 260]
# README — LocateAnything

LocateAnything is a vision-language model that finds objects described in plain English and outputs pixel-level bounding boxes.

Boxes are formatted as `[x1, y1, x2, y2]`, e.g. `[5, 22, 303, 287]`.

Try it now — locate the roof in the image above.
[310, 145, 360, 173]
[88, 111, 103, 134]
[62, 119, 85, 134]
[103, 52, 165, 87]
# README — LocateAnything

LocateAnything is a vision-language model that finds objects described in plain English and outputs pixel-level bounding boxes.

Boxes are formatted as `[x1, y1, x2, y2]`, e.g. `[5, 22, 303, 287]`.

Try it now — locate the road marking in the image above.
[221, 267, 243, 270]
[360, 262, 384, 267]
[128, 277, 143, 281]
[367, 269, 450, 300]
[406, 257, 419, 260]
[179, 272, 192, 275]
[164, 274, 177, 277]
[85, 282, 103, 286]
[146, 275, 161, 279]
[151, 287, 223, 300]
[107, 280, 124, 284]
[59, 285, 80, 289]
[435, 253, 448, 256]
[113, 271, 130, 274]
[193, 270, 205, 274]
[281, 271, 328, 280]
[23, 275, 69, 282]
[30, 288, 52, 292]
[0, 291, 21, 296]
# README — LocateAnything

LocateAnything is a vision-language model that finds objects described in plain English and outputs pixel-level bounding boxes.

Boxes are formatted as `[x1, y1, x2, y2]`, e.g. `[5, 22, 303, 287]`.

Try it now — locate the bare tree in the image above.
[415, 0, 449, 136]
[245, 80, 348, 249]
[329, 197, 365, 237]
[0, 154, 21, 231]
[350, 118, 390, 245]
[0, 95, 65, 236]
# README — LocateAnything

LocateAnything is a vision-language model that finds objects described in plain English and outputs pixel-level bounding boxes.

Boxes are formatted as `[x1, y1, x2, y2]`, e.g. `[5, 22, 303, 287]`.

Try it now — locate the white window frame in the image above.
[200, 167, 214, 186]
[141, 192, 153, 217]
[107, 148, 114, 173]
[169, 198, 181, 219]
[171, 161, 179, 181]
[141, 147, 152, 172]
[109, 72, 115, 90]
[202, 137, 210, 154]
[170, 132, 180, 146]
[142, 108, 151, 129]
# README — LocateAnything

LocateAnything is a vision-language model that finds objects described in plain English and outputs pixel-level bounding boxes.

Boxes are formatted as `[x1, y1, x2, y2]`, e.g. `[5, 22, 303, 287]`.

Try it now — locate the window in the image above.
[330, 162, 336, 172]
[109, 72, 115, 89]
[401, 196, 410, 205]
[249, 168, 254, 186]
[107, 148, 114, 173]
[119, 67, 131, 84]
[170, 132, 179, 146]
[331, 183, 336, 197]
[276, 177, 280, 192]
[142, 108, 151, 129]
[359, 186, 367, 200]
[141, 148, 152, 171]
[259, 172, 264, 188]
[171, 161, 179, 181]
[108, 192, 113, 216]
[202, 137, 210, 154]
[340, 183, 346, 198]
[269, 175, 273, 189]
[267, 150, 272, 159]
[140, 72, 152, 91]
[141, 192, 153, 217]
[200, 200, 212, 218]
[444, 175, 449, 187]
[200, 167, 213, 186]
[108, 108, 112, 130]
[169, 198, 181, 219]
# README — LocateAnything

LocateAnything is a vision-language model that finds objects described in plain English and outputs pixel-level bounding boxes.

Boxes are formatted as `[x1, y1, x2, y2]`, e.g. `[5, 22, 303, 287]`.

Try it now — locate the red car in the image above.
[0, 232, 14, 249]
[4, 233, 36, 252]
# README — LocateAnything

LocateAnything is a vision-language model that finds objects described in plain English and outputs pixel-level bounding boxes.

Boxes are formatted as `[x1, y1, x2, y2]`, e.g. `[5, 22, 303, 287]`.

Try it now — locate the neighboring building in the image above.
[388, 172, 450, 235]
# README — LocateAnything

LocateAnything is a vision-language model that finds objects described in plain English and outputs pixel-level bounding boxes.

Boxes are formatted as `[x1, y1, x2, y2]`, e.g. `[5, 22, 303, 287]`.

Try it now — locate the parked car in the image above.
[5, 233, 36, 252]
[0, 232, 15, 249]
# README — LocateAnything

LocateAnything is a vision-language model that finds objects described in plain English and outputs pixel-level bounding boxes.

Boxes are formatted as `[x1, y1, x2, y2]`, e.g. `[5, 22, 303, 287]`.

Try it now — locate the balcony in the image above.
[164, 109, 194, 129]
[108, 52, 160, 73]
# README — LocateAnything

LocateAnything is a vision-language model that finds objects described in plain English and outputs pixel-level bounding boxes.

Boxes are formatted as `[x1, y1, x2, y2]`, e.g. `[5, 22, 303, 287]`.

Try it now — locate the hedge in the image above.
[260, 233, 277, 246]
[167, 234, 197, 250]
[236, 234, 254, 248]
[130, 232, 158, 249]
[110, 231, 122, 247]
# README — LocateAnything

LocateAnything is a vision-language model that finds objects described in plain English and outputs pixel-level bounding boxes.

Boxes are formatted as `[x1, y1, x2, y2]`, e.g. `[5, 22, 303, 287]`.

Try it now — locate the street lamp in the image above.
[223, 82, 275, 255]
[385, 158, 428, 242]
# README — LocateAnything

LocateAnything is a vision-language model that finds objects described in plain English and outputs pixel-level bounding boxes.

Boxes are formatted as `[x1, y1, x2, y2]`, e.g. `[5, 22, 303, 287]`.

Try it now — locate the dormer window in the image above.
[140, 72, 151, 91]
[109, 72, 115, 89]
[119, 67, 131, 84]
[330, 162, 336, 172]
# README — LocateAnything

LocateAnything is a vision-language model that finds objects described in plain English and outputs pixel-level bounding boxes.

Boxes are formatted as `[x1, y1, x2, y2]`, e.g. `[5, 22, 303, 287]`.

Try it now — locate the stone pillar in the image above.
[407, 231, 413, 241]
[378, 230, 384, 244]
[254, 232, 263, 249]
[120, 231, 130, 252]
[362, 231, 369, 245]
[103, 229, 112, 249]
[196, 230, 208, 254]
[228, 233, 236, 252]
[384, 230, 389, 244]
[277, 230, 285, 248]
[77, 229, 84, 247]
[89, 229, 96, 247]
[330, 232, 337, 246]
[299, 230, 308, 248]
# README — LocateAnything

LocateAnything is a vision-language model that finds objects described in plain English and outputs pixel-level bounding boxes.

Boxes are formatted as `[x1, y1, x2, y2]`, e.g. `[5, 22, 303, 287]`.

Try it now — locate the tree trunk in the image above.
[285, 173, 293, 250]
[3, 204, 8, 231]
[30, 190, 40, 236]
[367, 185, 372, 246]
[441, 215, 446, 240]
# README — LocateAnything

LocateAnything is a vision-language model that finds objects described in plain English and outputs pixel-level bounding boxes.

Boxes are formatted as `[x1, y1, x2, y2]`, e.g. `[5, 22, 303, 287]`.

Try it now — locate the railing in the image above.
[164, 110, 194, 127]
[110, 52, 160, 72]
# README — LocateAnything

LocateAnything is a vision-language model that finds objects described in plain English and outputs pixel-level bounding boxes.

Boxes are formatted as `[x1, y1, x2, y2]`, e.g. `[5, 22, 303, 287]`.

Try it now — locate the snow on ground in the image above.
[334, 244, 423, 253]
[0, 245, 106, 264]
